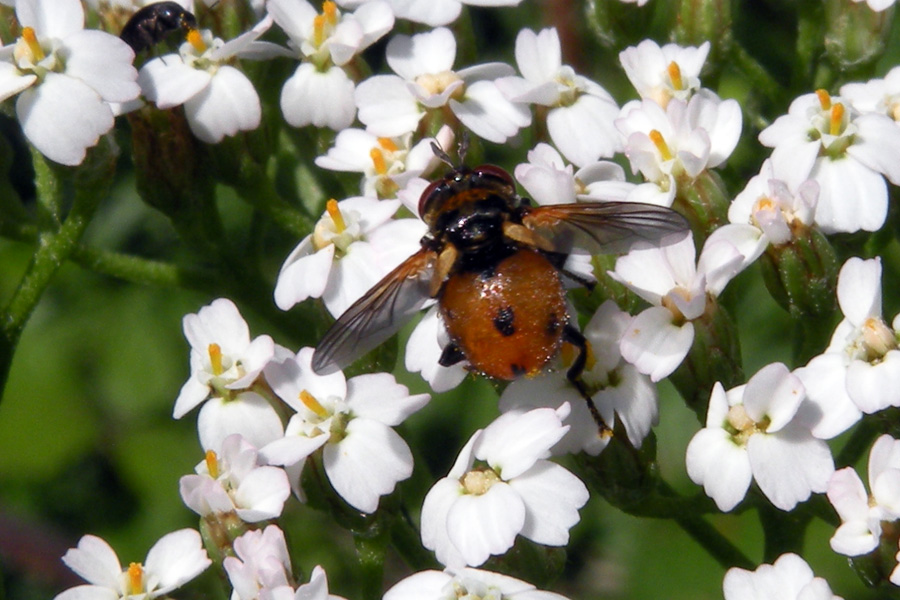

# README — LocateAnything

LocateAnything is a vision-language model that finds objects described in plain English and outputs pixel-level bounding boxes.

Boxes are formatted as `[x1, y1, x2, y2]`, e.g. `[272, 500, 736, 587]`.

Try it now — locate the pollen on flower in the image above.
[862, 317, 897, 359]
[127, 562, 144, 595]
[205, 449, 219, 478]
[667, 61, 684, 91]
[187, 29, 206, 53]
[208, 343, 224, 375]
[816, 89, 832, 111]
[370, 147, 388, 175]
[326, 199, 346, 233]
[416, 71, 464, 98]
[20, 27, 45, 62]
[461, 468, 500, 495]
[830, 103, 845, 136]
[649, 129, 673, 162]
[725, 404, 755, 438]
[378, 137, 399, 153]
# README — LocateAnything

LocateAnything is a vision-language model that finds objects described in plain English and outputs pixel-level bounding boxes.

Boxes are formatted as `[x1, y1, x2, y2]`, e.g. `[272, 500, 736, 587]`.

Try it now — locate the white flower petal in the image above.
[274, 239, 334, 311]
[281, 64, 355, 130]
[451, 81, 531, 144]
[747, 427, 834, 511]
[234, 467, 291, 522]
[686, 427, 751, 512]
[18, 0, 83, 38]
[547, 95, 621, 166]
[197, 392, 286, 452]
[446, 483, 525, 567]
[144, 529, 211, 596]
[184, 66, 261, 143]
[60, 30, 138, 103]
[509, 460, 588, 545]
[386, 27, 456, 80]
[619, 307, 694, 382]
[836, 256, 881, 326]
[61, 536, 121, 588]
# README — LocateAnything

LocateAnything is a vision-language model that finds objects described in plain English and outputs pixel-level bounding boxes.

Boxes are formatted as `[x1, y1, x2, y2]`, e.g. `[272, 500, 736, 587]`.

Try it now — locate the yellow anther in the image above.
[208, 343, 223, 376]
[462, 468, 500, 495]
[830, 103, 845, 137]
[21, 27, 44, 61]
[667, 61, 683, 90]
[313, 14, 327, 47]
[326, 199, 346, 232]
[187, 29, 206, 53]
[370, 147, 388, 175]
[205, 449, 219, 479]
[649, 129, 673, 161]
[300, 390, 329, 418]
[127, 563, 144, 595]
[377, 137, 399, 153]
[816, 89, 831, 111]
[322, 1, 338, 24]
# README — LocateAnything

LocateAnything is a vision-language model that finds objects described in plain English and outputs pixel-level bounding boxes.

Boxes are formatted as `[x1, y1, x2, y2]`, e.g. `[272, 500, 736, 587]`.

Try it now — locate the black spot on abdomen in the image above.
[493, 306, 516, 337]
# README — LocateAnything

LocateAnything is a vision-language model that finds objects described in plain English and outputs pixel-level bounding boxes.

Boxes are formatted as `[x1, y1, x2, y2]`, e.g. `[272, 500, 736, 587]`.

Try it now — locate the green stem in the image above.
[672, 514, 755, 570]
[354, 530, 388, 600]
[729, 42, 785, 106]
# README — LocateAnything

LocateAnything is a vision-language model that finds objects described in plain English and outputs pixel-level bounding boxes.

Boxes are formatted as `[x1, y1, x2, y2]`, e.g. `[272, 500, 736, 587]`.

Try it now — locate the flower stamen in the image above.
[208, 343, 224, 375]
[21, 28, 44, 61]
[649, 129, 673, 161]
[326, 199, 346, 233]
[816, 89, 832, 111]
[127, 563, 144, 595]
[370, 147, 387, 175]
[300, 390, 329, 418]
[830, 103, 845, 137]
[667, 61, 683, 90]
[461, 468, 500, 495]
[205, 449, 219, 479]
[187, 29, 206, 53]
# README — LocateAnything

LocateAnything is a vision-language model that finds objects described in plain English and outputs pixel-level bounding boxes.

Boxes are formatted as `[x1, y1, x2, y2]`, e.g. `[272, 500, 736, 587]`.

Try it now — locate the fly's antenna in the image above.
[430, 141, 455, 168]
[431, 130, 470, 168]
[457, 131, 469, 164]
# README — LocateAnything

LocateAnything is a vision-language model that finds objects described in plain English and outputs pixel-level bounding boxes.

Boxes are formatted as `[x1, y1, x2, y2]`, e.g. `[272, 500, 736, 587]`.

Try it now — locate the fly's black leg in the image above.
[563, 325, 613, 438]
[439, 343, 465, 367]
[544, 251, 597, 292]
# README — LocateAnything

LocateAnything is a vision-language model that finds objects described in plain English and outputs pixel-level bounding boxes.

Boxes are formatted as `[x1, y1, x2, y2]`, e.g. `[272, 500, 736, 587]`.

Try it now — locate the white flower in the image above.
[808, 256, 900, 415]
[260, 566, 348, 600]
[55, 530, 210, 600]
[179, 434, 291, 523]
[224, 525, 293, 600]
[850, 0, 896, 11]
[686, 363, 835, 512]
[619, 39, 709, 107]
[495, 28, 620, 166]
[420, 405, 589, 567]
[499, 300, 656, 454]
[383, 567, 570, 600]
[759, 89, 900, 233]
[139, 18, 286, 143]
[404, 306, 468, 393]
[840, 66, 900, 121]
[514, 143, 637, 206]
[723, 553, 843, 600]
[355, 27, 529, 143]
[0, 0, 140, 165]
[611, 233, 745, 382]
[273, 196, 426, 317]
[260, 348, 429, 513]
[615, 91, 742, 206]
[337, 0, 522, 27]
[315, 126, 453, 198]
[827, 435, 900, 557]
[270, 0, 393, 130]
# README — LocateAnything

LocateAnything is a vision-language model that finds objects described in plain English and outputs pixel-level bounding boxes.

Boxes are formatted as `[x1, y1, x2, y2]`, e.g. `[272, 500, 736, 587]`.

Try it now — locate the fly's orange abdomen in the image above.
[439, 249, 568, 380]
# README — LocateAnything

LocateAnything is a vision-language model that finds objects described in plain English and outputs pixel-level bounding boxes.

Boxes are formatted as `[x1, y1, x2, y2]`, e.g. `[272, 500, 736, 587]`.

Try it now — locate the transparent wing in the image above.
[311, 249, 435, 375]
[521, 201, 690, 255]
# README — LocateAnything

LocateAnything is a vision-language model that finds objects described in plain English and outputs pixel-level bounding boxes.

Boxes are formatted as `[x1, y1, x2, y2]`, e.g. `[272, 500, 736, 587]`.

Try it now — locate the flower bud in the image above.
[758, 226, 838, 319]
[584, 0, 657, 49]
[672, 0, 732, 66]
[674, 170, 730, 243]
[825, 0, 894, 72]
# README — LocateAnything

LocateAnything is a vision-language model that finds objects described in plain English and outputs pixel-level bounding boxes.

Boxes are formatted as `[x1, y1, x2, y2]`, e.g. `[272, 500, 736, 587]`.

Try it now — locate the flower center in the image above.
[127, 562, 145, 595]
[313, 200, 362, 255]
[725, 404, 768, 444]
[208, 343, 224, 375]
[14, 27, 58, 76]
[416, 70, 464, 99]
[667, 61, 684, 91]
[187, 28, 206, 53]
[859, 317, 898, 362]
[649, 129, 673, 162]
[205, 449, 220, 478]
[313, 1, 339, 48]
[461, 467, 500, 495]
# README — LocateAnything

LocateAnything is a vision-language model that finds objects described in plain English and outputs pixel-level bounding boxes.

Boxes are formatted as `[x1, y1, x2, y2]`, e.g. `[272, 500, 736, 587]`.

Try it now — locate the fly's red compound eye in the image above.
[418, 178, 446, 223]
[472, 164, 515, 189]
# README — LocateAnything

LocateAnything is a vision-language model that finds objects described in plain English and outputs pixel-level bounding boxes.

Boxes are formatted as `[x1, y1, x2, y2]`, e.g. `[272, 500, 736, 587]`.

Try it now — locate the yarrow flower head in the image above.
[274, 196, 426, 317]
[686, 362, 834, 512]
[619, 39, 710, 108]
[383, 567, 571, 600]
[827, 434, 900, 558]
[138, 17, 285, 143]
[496, 27, 621, 166]
[260, 347, 429, 513]
[355, 26, 530, 143]
[224, 525, 293, 600]
[179, 433, 291, 523]
[269, 0, 394, 130]
[759, 89, 900, 233]
[0, 0, 140, 165]
[55, 530, 211, 600]
[723, 553, 843, 600]
[420, 404, 589, 567]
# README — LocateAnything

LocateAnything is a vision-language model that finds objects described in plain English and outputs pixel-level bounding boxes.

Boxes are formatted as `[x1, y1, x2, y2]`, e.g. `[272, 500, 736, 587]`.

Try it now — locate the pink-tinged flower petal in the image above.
[794, 354, 861, 439]
[421, 479, 468, 567]
[234, 467, 291, 522]
[446, 483, 525, 567]
[139, 56, 210, 108]
[17, 0, 83, 38]
[475, 408, 567, 479]
[145, 529, 211, 595]
[323, 419, 413, 513]
[827, 468, 869, 523]
[547, 95, 620, 166]
[61, 536, 121, 588]
[836, 257, 882, 326]
[179, 474, 234, 515]
[831, 520, 880, 557]
[868, 434, 900, 483]
[281, 64, 355, 130]
[741, 363, 804, 432]
[848, 113, 900, 185]
[451, 81, 531, 144]
[619, 307, 694, 382]
[705, 224, 767, 271]
[509, 461, 588, 545]
[60, 30, 139, 102]
[812, 156, 887, 233]
[386, 27, 456, 79]
[17, 73, 113, 166]
[686, 427, 751, 512]
[345, 373, 429, 425]
[197, 392, 285, 452]
[747, 427, 834, 510]
[846, 353, 900, 413]
[274, 238, 334, 311]
[515, 28, 561, 83]
[184, 66, 260, 143]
